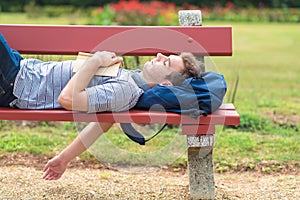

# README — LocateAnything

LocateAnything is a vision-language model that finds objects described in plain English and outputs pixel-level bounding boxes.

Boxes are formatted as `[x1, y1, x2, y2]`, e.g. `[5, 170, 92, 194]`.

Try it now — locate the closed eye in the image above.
[163, 58, 170, 67]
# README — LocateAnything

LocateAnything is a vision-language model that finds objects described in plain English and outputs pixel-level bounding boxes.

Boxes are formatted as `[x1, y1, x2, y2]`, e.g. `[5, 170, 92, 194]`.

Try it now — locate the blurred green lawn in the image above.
[209, 22, 300, 116]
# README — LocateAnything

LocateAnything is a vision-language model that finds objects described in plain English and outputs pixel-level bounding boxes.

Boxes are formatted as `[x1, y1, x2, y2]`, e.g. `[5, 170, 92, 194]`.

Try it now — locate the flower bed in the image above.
[90, 0, 300, 25]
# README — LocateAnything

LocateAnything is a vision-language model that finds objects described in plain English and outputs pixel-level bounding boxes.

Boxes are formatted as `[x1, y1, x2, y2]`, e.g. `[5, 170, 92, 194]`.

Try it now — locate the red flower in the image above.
[225, 2, 235, 10]
[259, 2, 265, 8]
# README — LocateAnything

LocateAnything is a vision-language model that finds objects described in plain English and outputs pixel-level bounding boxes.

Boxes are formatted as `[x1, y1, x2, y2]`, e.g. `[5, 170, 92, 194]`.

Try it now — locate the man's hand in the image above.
[42, 155, 67, 180]
[58, 51, 123, 111]
[91, 51, 123, 68]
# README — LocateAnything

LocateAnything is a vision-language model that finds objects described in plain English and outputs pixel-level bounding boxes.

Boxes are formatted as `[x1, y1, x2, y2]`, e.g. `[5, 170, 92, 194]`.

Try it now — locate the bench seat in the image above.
[0, 103, 239, 135]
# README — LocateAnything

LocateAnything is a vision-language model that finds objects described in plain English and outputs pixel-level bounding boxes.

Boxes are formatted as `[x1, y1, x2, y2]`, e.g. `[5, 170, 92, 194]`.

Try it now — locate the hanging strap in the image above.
[120, 123, 168, 145]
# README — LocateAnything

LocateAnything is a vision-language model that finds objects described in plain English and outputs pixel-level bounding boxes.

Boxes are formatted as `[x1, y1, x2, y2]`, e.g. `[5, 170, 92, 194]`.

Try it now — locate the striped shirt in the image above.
[11, 59, 146, 113]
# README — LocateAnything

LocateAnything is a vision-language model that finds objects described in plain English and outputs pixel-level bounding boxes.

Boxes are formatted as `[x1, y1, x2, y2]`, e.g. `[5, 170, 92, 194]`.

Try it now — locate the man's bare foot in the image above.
[42, 155, 68, 180]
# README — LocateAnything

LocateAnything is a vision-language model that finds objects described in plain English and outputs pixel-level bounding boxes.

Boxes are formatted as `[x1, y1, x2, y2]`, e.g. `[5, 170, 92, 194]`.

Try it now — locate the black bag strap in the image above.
[120, 123, 168, 145]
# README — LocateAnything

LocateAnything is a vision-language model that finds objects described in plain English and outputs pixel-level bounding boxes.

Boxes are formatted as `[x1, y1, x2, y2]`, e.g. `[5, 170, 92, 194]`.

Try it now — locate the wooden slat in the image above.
[182, 124, 216, 135]
[0, 25, 232, 56]
[0, 105, 240, 126]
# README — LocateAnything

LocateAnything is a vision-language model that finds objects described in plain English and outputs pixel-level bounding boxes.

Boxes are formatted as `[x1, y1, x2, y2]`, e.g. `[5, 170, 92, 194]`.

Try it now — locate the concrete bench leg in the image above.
[187, 135, 215, 200]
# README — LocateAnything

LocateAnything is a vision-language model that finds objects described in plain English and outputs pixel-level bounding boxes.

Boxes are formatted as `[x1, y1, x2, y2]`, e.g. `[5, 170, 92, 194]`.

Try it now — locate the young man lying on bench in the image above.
[0, 34, 201, 180]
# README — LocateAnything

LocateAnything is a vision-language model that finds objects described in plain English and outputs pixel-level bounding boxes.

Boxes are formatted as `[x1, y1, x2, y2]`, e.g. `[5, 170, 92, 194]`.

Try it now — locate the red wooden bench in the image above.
[0, 10, 239, 199]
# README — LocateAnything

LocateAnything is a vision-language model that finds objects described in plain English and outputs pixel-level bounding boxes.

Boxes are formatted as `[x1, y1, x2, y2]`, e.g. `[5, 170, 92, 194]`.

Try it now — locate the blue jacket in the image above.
[134, 72, 227, 119]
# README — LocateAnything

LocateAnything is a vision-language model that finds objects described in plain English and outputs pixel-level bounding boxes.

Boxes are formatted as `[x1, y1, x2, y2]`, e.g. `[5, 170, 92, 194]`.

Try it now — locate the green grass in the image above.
[0, 123, 298, 170]
[0, 12, 89, 25]
[0, 13, 299, 171]
[214, 129, 300, 163]
[0, 123, 77, 156]
[208, 22, 300, 116]
[88, 125, 188, 167]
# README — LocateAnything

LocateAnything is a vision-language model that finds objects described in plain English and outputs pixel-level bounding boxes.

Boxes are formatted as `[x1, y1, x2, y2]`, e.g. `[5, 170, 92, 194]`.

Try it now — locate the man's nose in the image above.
[156, 53, 167, 61]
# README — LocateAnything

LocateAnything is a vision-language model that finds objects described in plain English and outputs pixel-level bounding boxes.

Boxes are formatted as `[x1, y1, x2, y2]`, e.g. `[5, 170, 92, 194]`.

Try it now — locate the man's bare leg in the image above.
[42, 122, 113, 180]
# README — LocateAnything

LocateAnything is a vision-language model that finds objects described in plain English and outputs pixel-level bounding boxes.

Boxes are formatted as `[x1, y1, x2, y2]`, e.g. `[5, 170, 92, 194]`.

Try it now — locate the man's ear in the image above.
[159, 80, 173, 86]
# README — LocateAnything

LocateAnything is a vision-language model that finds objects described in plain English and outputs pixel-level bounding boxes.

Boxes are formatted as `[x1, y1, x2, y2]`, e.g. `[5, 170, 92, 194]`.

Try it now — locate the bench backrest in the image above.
[0, 25, 232, 56]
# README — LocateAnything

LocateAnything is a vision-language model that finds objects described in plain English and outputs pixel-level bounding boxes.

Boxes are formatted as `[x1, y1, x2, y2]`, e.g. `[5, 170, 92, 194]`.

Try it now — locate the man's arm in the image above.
[58, 51, 122, 111]
[43, 122, 113, 180]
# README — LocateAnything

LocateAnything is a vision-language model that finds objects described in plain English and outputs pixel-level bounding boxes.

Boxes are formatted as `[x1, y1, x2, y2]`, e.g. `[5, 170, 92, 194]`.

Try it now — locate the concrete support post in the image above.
[187, 136, 215, 199]
[179, 10, 215, 200]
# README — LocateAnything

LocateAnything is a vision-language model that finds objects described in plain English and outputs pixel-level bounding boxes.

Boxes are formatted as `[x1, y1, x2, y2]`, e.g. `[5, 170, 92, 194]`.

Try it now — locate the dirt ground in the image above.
[0, 154, 299, 200]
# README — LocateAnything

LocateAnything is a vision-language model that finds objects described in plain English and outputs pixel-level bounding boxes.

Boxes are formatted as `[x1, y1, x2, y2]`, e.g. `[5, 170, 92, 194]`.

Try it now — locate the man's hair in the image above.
[166, 52, 202, 86]
[180, 52, 202, 79]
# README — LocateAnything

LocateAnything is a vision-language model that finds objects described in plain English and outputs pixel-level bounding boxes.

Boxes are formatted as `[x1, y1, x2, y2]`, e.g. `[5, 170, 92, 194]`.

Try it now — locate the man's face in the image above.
[142, 53, 184, 84]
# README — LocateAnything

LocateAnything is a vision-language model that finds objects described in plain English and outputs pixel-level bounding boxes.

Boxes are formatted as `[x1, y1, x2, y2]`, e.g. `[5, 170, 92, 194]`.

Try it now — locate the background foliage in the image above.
[1, 0, 300, 12]
[1, 1, 299, 24]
